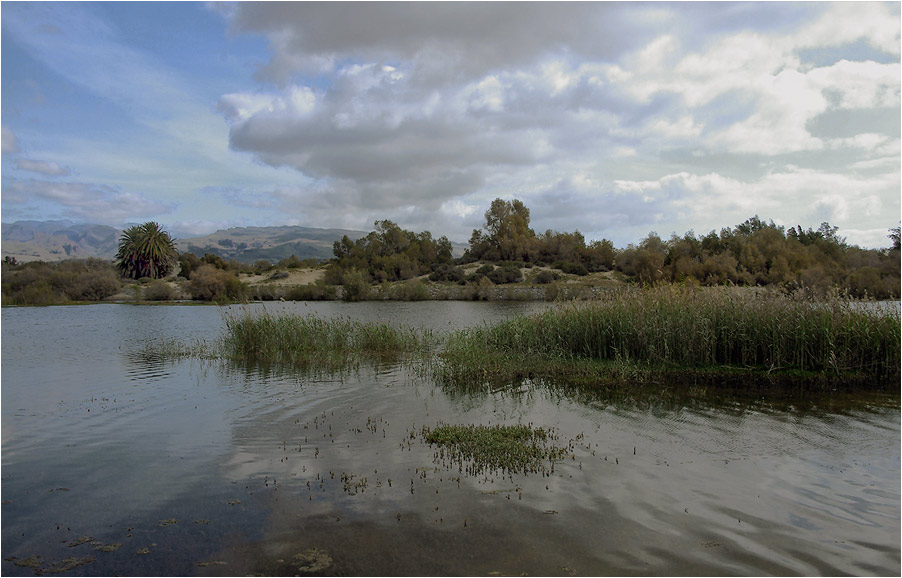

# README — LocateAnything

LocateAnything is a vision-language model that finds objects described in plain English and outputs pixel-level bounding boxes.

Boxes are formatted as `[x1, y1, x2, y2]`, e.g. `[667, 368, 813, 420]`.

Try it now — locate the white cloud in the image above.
[2, 126, 19, 154]
[3, 178, 175, 223]
[15, 159, 71, 177]
[794, 2, 901, 56]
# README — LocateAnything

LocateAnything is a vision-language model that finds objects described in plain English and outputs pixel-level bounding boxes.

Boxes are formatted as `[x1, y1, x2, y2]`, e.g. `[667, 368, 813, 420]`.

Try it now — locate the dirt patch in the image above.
[243, 268, 325, 287]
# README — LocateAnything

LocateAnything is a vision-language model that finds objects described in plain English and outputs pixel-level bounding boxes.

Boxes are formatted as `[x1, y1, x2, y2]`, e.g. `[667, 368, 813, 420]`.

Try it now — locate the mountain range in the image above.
[0, 220, 372, 264]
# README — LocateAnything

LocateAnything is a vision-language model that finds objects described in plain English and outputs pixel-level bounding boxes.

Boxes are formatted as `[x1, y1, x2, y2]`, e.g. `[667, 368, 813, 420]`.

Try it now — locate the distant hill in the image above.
[175, 225, 369, 263]
[1, 220, 120, 262]
[2, 221, 466, 264]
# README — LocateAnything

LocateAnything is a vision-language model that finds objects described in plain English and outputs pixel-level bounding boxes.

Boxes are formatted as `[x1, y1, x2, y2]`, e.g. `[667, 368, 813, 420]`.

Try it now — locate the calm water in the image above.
[1, 303, 899, 576]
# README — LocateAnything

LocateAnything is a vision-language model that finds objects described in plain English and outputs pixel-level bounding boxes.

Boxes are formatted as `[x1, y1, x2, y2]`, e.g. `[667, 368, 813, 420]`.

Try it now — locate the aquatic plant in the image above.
[221, 309, 435, 368]
[421, 423, 569, 476]
[438, 286, 900, 388]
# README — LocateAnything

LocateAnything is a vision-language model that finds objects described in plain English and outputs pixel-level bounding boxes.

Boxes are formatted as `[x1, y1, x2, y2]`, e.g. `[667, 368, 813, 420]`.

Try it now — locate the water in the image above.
[2, 303, 899, 576]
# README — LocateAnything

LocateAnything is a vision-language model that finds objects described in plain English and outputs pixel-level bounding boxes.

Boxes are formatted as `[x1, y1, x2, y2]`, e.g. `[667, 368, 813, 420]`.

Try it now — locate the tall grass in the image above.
[439, 286, 900, 387]
[221, 309, 435, 369]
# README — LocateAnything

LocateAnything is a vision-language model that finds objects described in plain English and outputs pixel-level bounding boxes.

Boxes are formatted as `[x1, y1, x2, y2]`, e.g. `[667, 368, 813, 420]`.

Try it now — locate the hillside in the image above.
[1, 220, 119, 262]
[175, 225, 369, 262]
[1, 221, 374, 264]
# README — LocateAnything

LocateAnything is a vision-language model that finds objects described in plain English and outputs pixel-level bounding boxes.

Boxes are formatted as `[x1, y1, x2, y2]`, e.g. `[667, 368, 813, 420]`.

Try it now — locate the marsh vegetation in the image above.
[143, 286, 900, 390]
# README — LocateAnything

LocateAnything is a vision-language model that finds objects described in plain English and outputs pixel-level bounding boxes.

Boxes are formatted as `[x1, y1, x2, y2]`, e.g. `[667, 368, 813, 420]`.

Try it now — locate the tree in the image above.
[115, 222, 178, 280]
[467, 198, 535, 261]
[889, 225, 901, 252]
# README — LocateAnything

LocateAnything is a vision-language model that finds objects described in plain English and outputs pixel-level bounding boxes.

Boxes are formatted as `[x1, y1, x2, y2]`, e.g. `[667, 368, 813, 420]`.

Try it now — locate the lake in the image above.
[2, 302, 899, 576]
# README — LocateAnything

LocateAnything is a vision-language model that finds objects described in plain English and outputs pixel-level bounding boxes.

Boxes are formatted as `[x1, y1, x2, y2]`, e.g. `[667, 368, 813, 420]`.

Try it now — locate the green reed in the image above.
[439, 286, 900, 387]
[221, 309, 435, 368]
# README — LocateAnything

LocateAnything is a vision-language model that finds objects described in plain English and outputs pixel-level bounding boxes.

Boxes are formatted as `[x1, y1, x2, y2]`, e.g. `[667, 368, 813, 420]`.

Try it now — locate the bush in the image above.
[554, 261, 589, 276]
[143, 280, 177, 301]
[253, 260, 274, 275]
[340, 269, 370, 301]
[1, 259, 121, 304]
[533, 270, 560, 284]
[178, 252, 201, 279]
[386, 279, 431, 301]
[188, 264, 248, 301]
[285, 282, 338, 301]
[250, 283, 283, 301]
[277, 255, 305, 269]
[269, 271, 291, 281]
[487, 263, 523, 284]
[429, 263, 466, 284]
[461, 276, 494, 300]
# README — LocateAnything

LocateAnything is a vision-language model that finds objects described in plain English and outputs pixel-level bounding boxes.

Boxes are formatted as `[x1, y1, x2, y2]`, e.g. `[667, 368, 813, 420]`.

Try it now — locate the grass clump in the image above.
[221, 310, 434, 369]
[421, 423, 568, 476]
[438, 286, 900, 389]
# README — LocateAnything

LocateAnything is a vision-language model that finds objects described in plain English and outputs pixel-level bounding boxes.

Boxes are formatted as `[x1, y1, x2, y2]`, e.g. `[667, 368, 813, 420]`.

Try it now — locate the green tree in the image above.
[888, 225, 900, 252]
[467, 198, 535, 261]
[116, 222, 178, 280]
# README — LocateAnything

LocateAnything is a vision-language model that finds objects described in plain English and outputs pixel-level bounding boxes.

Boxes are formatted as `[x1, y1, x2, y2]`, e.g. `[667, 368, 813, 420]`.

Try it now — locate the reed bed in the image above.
[221, 309, 435, 368]
[439, 286, 900, 387]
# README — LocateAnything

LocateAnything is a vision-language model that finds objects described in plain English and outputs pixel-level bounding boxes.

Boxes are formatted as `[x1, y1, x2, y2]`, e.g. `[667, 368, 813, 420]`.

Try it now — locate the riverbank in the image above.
[101, 264, 626, 303]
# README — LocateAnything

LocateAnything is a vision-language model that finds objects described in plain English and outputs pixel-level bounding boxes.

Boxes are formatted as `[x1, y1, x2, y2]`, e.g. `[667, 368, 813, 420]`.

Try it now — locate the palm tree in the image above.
[115, 222, 178, 279]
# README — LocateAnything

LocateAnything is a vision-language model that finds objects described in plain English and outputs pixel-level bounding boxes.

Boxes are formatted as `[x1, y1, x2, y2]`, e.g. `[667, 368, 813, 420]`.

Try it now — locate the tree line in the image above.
[326, 198, 899, 299]
[3, 202, 900, 304]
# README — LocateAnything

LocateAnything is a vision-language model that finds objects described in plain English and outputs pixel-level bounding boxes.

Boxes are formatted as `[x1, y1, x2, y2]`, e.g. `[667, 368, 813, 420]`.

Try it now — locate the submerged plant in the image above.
[421, 423, 569, 476]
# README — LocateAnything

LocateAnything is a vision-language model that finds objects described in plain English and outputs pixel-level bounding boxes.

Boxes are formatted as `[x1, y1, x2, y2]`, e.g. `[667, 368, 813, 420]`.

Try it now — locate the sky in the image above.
[1, 1, 900, 249]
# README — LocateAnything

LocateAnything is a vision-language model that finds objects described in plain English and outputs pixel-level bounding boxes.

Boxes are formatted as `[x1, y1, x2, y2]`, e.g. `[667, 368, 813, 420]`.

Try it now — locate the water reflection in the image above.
[3, 304, 899, 576]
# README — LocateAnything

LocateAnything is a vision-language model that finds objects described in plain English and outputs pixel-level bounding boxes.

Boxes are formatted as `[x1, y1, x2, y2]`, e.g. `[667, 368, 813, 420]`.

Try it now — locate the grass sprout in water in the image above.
[421, 423, 569, 477]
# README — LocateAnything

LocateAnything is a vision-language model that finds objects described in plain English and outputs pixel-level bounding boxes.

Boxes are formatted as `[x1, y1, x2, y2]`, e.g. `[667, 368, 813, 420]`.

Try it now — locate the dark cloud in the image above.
[225, 3, 654, 85]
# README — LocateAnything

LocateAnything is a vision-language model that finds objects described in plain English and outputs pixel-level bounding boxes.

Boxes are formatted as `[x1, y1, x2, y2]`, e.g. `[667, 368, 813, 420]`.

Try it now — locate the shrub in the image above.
[178, 252, 201, 279]
[487, 263, 523, 284]
[533, 270, 560, 284]
[253, 260, 274, 274]
[340, 269, 370, 301]
[1, 259, 121, 303]
[429, 263, 466, 284]
[143, 280, 177, 301]
[387, 279, 431, 301]
[250, 283, 283, 301]
[188, 264, 247, 301]
[277, 255, 305, 269]
[285, 282, 338, 301]
[554, 261, 589, 276]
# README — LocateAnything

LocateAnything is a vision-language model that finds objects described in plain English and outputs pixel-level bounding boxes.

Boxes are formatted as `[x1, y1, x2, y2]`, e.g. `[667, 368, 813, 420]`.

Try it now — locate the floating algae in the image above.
[46, 556, 96, 574]
[8, 556, 43, 570]
[157, 518, 178, 526]
[9, 555, 96, 575]
[293, 548, 332, 573]
[93, 542, 122, 552]
[66, 536, 94, 548]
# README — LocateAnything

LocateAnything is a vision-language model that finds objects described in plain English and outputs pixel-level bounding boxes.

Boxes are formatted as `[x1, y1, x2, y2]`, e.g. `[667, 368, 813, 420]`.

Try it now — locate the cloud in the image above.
[222, 3, 654, 85]
[608, 166, 899, 246]
[1, 126, 20, 154]
[14, 159, 71, 177]
[3, 178, 175, 223]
